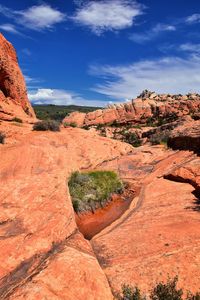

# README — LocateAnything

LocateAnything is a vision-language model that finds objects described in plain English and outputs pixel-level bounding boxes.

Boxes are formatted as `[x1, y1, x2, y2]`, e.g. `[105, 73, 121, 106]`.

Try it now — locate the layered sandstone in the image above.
[63, 90, 200, 127]
[0, 33, 35, 121]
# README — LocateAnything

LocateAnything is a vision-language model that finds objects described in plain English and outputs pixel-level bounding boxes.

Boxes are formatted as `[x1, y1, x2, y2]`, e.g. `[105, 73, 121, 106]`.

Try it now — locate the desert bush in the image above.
[82, 125, 90, 130]
[68, 170, 123, 213]
[120, 284, 146, 300]
[150, 276, 183, 300]
[0, 132, 5, 144]
[96, 123, 105, 130]
[120, 277, 200, 300]
[33, 120, 60, 132]
[122, 132, 142, 147]
[63, 122, 77, 128]
[12, 117, 23, 123]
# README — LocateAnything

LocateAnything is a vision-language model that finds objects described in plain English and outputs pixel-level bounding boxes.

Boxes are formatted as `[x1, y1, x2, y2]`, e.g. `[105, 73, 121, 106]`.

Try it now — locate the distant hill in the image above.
[33, 104, 101, 122]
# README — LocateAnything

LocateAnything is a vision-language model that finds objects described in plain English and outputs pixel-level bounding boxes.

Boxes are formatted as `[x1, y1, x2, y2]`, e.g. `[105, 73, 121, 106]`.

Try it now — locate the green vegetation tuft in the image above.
[121, 284, 146, 300]
[119, 277, 200, 300]
[122, 132, 142, 147]
[64, 122, 77, 128]
[33, 120, 60, 132]
[68, 170, 123, 213]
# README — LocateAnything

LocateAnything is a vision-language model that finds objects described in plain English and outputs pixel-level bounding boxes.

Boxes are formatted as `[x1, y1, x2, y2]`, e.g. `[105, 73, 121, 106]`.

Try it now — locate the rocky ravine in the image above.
[0, 35, 199, 299]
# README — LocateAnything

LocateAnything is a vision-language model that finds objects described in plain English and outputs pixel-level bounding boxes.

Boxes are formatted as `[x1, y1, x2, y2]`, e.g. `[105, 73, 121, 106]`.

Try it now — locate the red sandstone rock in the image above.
[0, 123, 132, 299]
[63, 91, 200, 127]
[168, 119, 200, 153]
[0, 34, 35, 122]
[91, 149, 200, 295]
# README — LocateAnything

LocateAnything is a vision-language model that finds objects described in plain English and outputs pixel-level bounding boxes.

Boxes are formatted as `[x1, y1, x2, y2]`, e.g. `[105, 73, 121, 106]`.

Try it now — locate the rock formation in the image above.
[0, 126, 132, 299]
[0, 36, 200, 299]
[168, 119, 200, 153]
[63, 90, 200, 127]
[0, 33, 35, 121]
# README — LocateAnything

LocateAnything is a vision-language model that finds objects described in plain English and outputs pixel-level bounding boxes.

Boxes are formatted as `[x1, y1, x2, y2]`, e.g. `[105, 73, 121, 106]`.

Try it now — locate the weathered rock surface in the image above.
[63, 90, 200, 127]
[1, 121, 200, 298]
[91, 149, 200, 296]
[168, 119, 200, 153]
[1, 36, 200, 299]
[0, 124, 133, 299]
[0, 34, 35, 121]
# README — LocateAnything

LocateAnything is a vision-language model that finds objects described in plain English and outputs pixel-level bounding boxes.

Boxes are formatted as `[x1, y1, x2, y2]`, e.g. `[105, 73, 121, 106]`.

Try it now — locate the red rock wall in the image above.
[0, 33, 35, 121]
[63, 96, 200, 127]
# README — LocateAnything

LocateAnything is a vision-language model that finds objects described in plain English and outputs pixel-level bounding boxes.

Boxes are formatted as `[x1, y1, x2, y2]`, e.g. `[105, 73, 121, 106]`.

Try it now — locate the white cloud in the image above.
[179, 43, 200, 53]
[186, 14, 200, 24]
[17, 4, 65, 31]
[29, 89, 74, 105]
[0, 4, 65, 32]
[130, 23, 176, 43]
[0, 23, 21, 35]
[28, 88, 105, 107]
[72, 0, 143, 35]
[89, 55, 200, 100]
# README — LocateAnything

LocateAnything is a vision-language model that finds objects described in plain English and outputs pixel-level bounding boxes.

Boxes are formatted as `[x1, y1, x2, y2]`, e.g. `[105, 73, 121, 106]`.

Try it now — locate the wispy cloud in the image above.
[130, 23, 176, 44]
[72, 0, 144, 35]
[28, 88, 105, 107]
[0, 23, 21, 35]
[89, 55, 200, 100]
[21, 48, 31, 56]
[0, 4, 66, 33]
[179, 43, 200, 53]
[186, 14, 200, 24]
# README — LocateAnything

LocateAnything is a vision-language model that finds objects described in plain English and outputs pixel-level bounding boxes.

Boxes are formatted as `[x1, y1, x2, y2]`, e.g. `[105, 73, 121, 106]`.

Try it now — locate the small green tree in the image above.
[150, 276, 183, 300]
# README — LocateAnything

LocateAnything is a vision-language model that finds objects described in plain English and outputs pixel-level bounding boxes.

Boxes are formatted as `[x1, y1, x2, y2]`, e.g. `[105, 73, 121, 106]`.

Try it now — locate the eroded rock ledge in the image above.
[63, 90, 200, 127]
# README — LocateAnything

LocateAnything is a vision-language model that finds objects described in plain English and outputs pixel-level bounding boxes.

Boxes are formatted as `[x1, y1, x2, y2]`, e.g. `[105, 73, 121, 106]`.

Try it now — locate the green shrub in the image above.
[82, 125, 90, 130]
[96, 123, 105, 130]
[33, 120, 60, 132]
[121, 284, 146, 300]
[150, 276, 183, 300]
[64, 122, 77, 128]
[120, 277, 199, 300]
[68, 170, 123, 213]
[12, 117, 23, 123]
[122, 132, 142, 147]
[0, 132, 5, 144]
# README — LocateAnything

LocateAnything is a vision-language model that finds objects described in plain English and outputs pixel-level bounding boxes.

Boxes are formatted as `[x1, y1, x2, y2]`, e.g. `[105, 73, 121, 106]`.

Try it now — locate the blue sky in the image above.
[0, 0, 200, 107]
